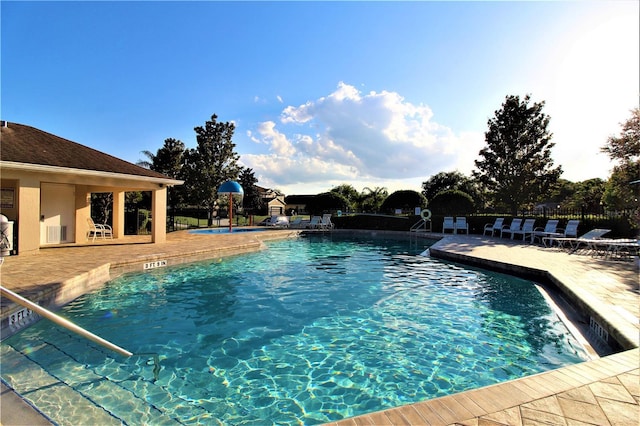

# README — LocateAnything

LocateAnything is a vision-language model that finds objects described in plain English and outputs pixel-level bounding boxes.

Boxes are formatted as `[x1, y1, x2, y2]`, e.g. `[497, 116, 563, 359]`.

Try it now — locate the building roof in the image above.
[0, 121, 173, 181]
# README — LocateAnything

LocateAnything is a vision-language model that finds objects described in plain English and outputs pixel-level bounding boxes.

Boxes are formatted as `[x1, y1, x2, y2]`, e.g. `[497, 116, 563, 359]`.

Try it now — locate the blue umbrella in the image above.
[217, 181, 244, 232]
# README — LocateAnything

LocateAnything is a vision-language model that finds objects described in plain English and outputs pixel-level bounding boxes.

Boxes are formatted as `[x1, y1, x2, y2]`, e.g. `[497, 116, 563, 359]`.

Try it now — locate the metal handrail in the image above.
[2, 286, 162, 381]
[410, 218, 431, 232]
[1, 286, 132, 357]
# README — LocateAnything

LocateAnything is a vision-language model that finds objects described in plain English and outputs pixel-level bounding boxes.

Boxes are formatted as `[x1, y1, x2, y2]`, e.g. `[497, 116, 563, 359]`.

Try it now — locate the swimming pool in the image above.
[1, 234, 587, 425]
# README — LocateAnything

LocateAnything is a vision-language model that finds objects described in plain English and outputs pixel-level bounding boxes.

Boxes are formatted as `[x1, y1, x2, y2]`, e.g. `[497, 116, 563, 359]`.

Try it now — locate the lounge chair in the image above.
[546, 228, 612, 252]
[455, 217, 469, 234]
[321, 214, 334, 230]
[531, 219, 559, 244]
[483, 218, 504, 236]
[500, 218, 522, 239]
[266, 215, 289, 228]
[307, 216, 323, 229]
[597, 239, 640, 259]
[511, 219, 536, 241]
[542, 220, 580, 247]
[562, 220, 580, 239]
[87, 217, 113, 242]
[442, 216, 455, 234]
[289, 217, 307, 229]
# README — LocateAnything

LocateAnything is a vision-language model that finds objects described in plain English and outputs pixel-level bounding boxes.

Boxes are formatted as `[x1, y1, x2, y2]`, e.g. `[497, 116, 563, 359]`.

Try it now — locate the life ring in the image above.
[420, 209, 432, 221]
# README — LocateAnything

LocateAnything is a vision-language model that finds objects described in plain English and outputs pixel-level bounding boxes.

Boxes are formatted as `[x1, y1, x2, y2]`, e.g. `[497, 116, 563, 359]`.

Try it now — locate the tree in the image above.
[358, 186, 388, 213]
[330, 184, 359, 212]
[429, 190, 475, 215]
[473, 94, 562, 215]
[91, 193, 113, 225]
[183, 114, 241, 225]
[421, 171, 481, 206]
[380, 190, 427, 214]
[238, 167, 264, 215]
[554, 178, 605, 212]
[139, 138, 186, 219]
[600, 108, 640, 214]
[601, 107, 640, 162]
[305, 192, 348, 215]
[602, 163, 640, 210]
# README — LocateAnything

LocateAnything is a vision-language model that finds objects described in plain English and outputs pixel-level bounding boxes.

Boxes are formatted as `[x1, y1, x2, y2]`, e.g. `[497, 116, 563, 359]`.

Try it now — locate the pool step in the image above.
[1, 328, 210, 425]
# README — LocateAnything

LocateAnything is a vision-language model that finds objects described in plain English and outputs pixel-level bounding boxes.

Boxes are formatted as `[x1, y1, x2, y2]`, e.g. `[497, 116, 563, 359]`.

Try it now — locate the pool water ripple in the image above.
[2, 234, 588, 425]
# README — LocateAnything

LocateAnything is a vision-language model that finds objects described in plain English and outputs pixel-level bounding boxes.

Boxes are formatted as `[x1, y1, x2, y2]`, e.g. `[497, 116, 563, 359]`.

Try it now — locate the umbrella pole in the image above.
[228, 193, 233, 233]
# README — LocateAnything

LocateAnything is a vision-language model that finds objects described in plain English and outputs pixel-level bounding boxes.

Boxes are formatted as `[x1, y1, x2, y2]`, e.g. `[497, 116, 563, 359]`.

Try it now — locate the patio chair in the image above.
[550, 228, 612, 253]
[442, 216, 455, 234]
[87, 217, 113, 242]
[598, 239, 640, 259]
[500, 218, 522, 239]
[289, 217, 308, 229]
[265, 215, 289, 228]
[307, 216, 323, 229]
[321, 214, 334, 230]
[542, 220, 581, 247]
[531, 219, 559, 244]
[511, 219, 536, 241]
[455, 217, 469, 234]
[483, 218, 504, 236]
[562, 220, 580, 239]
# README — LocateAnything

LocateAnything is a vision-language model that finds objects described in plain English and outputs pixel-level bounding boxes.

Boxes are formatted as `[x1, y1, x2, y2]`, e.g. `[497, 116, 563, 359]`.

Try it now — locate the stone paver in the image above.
[1, 231, 639, 425]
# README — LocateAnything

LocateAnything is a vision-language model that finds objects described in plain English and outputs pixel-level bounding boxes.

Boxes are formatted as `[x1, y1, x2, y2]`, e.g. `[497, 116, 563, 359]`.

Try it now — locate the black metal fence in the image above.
[487, 207, 637, 222]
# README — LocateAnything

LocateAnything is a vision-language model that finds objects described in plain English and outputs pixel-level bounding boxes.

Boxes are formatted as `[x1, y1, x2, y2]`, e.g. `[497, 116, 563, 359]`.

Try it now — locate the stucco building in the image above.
[0, 121, 182, 255]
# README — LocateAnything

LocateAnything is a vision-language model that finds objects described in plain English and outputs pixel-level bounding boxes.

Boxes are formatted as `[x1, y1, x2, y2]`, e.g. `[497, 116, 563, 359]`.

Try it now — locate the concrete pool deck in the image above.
[0, 229, 638, 425]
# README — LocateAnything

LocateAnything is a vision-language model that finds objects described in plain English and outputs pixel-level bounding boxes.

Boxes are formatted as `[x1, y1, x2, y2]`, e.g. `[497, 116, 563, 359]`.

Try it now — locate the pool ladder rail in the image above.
[0, 286, 161, 381]
[410, 218, 432, 233]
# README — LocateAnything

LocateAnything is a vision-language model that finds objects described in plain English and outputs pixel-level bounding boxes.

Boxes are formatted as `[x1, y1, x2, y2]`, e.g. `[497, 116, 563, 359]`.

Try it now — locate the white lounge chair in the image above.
[542, 220, 580, 247]
[307, 216, 323, 229]
[597, 239, 640, 259]
[442, 217, 455, 234]
[266, 215, 289, 228]
[550, 228, 612, 252]
[531, 219, 559, 244]
[455, 217, 469, 234]
[500, 218, 522, 239]
[321, 214, 334, 230]
[289, 217, 306, 229]
[483, 218, 504, 236]
[511, 219, 536, 241]
[87, 217, 113, 242]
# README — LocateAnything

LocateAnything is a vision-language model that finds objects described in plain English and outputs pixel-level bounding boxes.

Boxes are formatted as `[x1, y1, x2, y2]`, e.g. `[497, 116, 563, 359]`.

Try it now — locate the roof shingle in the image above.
[0, 122, 170, 180]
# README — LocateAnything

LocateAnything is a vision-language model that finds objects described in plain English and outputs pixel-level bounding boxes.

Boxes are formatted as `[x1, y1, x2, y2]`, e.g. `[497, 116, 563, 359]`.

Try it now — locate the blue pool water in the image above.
[1, 234, 587, 425]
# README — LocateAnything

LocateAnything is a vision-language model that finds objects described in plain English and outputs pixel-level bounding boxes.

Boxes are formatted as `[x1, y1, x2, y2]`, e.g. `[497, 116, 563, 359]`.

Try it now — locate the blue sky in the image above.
[2, 1, 638, 195]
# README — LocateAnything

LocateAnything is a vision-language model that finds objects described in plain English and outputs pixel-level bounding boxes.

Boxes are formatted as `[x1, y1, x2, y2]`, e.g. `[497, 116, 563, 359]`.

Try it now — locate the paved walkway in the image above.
[0, 230, 638, 425]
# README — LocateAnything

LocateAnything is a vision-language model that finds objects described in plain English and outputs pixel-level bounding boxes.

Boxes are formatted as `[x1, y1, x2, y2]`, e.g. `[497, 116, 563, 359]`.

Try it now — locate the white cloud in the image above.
[242, 82, 479, 194]
[255, 121, 294, 156]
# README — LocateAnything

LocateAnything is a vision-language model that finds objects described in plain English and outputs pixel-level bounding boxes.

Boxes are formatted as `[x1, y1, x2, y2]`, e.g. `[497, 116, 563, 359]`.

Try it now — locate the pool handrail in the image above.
[1, 285, 133, 357]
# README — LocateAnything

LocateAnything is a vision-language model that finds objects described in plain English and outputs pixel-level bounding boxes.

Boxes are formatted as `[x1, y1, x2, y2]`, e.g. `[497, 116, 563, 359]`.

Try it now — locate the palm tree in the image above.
[359, 187, 388, 213]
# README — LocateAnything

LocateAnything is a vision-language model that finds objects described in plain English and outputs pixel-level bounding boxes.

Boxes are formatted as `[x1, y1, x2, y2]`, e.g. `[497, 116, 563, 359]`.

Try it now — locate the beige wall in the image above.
[151, 187, 167, 243]
[113, 191, 125, 239]
[16, 176, 41, 255]
[74, 185, 92, 243]
[1, 168, 172, 255]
